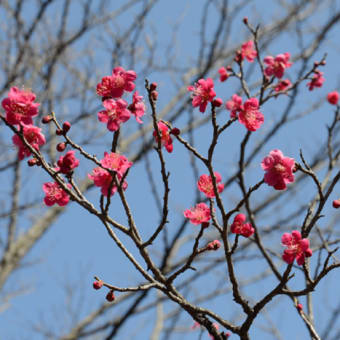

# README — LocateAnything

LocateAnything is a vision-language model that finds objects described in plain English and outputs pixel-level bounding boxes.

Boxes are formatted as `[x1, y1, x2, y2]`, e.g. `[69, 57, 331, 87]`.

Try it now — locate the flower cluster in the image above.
[56, 150, 79, 174]
[2, 87, 40, 125]
[96, 66, 145, 131]
[230, 213, 254, 237]
[307, 70, 325, 91]
[264, 53, 292, 78]
[240, 40, 257, 62]
[197, 172, 224, 198]
[187, 78, 216, 113]
[12, 124, 46, 160]
[261, 149, 295, 190]
[226, 95, 264, 131]
[281, 230, 312, 265]
[183, 203, 211, 225]
[88, 152, 132, 197]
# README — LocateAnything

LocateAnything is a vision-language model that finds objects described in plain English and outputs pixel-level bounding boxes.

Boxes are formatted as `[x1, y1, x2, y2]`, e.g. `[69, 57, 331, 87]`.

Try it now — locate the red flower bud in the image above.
[151, 90, 158, 101]
[297, 303, 303, 312]
[243, 17, 248, 24]
[63, 121, 71, 133]
[42, 115, 53, 124]
[56, 129, 63, 136]
[333, 199, 340, 209]
[93, 280, 103, 290]
[150, 82, 158, 91]
[207, 240, 221, 251]
[170, 127, 180, 136]
[56, 142, 66, 152]
[27, 158, 39, 167]
[213, 98, 223, 107]
[106, 290, 115, 302]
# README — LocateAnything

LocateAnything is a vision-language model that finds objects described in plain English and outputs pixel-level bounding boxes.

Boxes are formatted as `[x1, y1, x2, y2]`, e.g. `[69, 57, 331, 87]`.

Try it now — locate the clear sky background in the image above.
[1, 1, 340, 339]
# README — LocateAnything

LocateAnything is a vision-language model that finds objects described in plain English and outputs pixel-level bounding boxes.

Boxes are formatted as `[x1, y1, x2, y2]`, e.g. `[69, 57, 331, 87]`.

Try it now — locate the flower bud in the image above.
[297, 303, 303, 312]
[42, 115, 53, 124]
[27, 158, 39, 167]
[56, 129, 63, 136]
[243, 17, 248, 25]
[56, 142, 66, 152]
[62, 121, 71, 133]
[333, 199, 340, 208]
[207, 240, 221, 251]
[170, 127, 180, 136]
[213, 98, 223, 107]
[106, 290, 115, 302]
[151, 90, 158, 101]
[150, 82, 158, 91]
[93, 280, 103, 290]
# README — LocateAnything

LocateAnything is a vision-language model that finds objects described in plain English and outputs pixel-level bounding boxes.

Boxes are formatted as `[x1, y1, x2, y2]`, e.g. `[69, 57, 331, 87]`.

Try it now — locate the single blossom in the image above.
[88, 167, 127, 197]
[238, 97, 264, 131]
[187, 78, 216, 113]
[274, 79, 292, 92]
[43, 182, 71, 207]
[153, 121, 173, 153]
[2, 87, 40, 125]
[230, 213, 254, 237]
[183, 203, 211, 225]
[264, 53, 292, 79]
[307, 70, 325, 91]
[218, 67, 229, 82]
[197, 172, 224, 198]
[56, 150, 80, 174]
[98, 98, 130, 131]
[96, 66, 137, 98]
[226, 94, 243, 118]
[241, 40, 257, 62]
[101, 152, 133, 176]
[327, 91, 339, 105]
[128, 91, 146, 123]
[12, 124, 46, 160]
[281, 230, 312, 265]
[261, 149, 295, 190]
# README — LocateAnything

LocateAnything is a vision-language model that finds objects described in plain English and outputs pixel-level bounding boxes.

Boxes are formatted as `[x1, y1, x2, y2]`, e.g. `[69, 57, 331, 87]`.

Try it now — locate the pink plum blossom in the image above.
[98, 98, 130, 131]
[226, 94, 243, 118]
[264, 53, 292, 79]
[101, 152, 133, 176]
[274, 79, 291, 92]
[230, 213, 254, 237]
[238, 97, 264, 131]
[218, 67, 229, 82]
[88, 167, 127, 197]
[261, 149, 295, 190]
[96, 66, 137, 98]
[43, 182, 71, 207]
[307, 70, 325, 91]
[197, 172, 224, 198]
[281, 230, 312, 265]
[327, 91, 339, 105]
[2, 87, 40, 125]
[183, 203, 211, 225]
[128, 91, 146, 123]
[12, 124, 46, 160]
[241, 40, 257, 62]
[153, 121, 173, 153]
[56, 150, 79, 174]
[187, 78, 216, 113]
